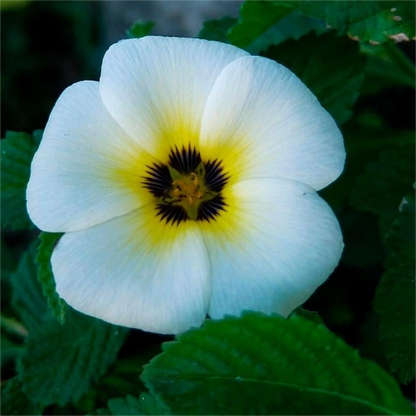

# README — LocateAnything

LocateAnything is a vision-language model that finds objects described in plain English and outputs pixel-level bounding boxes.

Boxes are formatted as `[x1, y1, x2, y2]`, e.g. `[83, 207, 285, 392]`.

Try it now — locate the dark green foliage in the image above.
[127, 21, 155, 39]
[374, 192, 415, 384]
[245, 10, 326, 55]
[198, 16, 237, 43]
[1, 378, 43, 416]
[142, 313, 413, 415]
[264, 32, 365, 124]
[37, 232, 67, 323]
[350, 146, 415, 229]
[11, 240, 49, 333]
[17, 309, 129, 407]
[1, 130, 41, 230]
[283, 1, 416, 43]
[1, 334, 24, 372]
[92, 393, 170, 415]
[360, 41, 416, 95]
[228, 1, 292, 48]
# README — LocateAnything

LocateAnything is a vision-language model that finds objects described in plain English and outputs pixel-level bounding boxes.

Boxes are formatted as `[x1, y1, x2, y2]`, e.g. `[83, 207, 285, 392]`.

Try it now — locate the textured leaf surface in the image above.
[1, 378, 43, 416]
[1, 131, 41, 230]
[264, 32, 365, 124]
[227, 1, 292, 48]
[109, 393, 170, 415]
[90, 393, 170, 416]
[374, 192, 415, 384]
[292, 1, 416, 43]
[142, 313, 412, 415]
[11, 240, 49, 333]
[37, 232, 66, 323]
[18, 309, 129, 406]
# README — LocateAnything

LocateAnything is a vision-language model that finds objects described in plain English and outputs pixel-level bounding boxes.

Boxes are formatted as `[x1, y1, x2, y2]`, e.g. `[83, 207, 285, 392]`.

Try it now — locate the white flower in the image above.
[27, 37, 345, 334]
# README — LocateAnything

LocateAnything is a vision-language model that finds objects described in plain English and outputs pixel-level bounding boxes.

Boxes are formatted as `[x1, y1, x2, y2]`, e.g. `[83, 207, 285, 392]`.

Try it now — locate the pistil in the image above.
[161, 162, 217, 220]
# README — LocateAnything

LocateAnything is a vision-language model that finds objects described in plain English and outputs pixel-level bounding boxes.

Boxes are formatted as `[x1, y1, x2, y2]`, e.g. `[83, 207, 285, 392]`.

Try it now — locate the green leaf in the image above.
[228, 1, 293, 48]
[245, 9, 326, 54]
[1, 130, 42, 230]
[374, 192, 415, 384]
[89, 393, 170, 416]
[127, 21, 154, 39]
[360, 41, 416, 95]
[292, 1, 416, 44]
[37, 231, 67, 323]
[349, 146, 415, 227]
[142, 313, 412, 415]
[11, 240, 49, 333]
[89, 409, 112, 416]
[1, 333, 24, 371]
[263, 32, 365, 124]
[17, 308, 129, 406]
[198, 16, 237, 43]
[1, 378, 43, 416]
[109, 393, 170, 415]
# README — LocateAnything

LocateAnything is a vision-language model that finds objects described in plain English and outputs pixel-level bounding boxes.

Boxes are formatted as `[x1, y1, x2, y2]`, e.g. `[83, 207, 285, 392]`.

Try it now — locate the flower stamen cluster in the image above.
[143, 146, 227, 224]
[163, 162, 218, 221]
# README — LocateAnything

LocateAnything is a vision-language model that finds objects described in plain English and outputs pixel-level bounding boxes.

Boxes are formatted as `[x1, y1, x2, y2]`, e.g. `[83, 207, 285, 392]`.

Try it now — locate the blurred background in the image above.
[1, 0, 243, 136]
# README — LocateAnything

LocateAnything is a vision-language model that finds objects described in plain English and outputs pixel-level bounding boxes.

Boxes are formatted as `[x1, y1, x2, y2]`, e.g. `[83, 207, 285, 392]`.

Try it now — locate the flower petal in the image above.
[27, 81, 157, 232]
[200, 56, 345, 190]
[52, 204, 210, 334]
[99, 36, 248, 159]
[200, 178, 343, 319]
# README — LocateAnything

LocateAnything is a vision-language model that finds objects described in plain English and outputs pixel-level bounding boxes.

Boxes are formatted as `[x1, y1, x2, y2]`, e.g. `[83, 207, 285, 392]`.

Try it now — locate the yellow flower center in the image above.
[162, 162, 218, 220]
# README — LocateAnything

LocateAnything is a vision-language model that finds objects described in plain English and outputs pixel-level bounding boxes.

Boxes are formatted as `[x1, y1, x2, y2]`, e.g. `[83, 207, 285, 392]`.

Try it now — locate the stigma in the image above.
[163, 162, 217, 220]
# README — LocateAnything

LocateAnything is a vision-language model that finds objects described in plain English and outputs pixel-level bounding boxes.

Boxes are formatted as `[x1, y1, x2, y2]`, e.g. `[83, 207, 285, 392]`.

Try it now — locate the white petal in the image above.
[200, 56, 345, 191]
[52, 205, 210, 334]
[27, 81, 157, 232]
[100, 36, 248, 158]
[200, 178, 343, 319]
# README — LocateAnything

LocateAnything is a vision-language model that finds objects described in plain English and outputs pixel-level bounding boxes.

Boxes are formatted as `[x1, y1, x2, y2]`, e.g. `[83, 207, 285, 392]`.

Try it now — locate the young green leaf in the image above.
[11, 240, 49, 333]
[127, 21, 155, 39]
[374, 192, 415, 384]
[17, 309, 129, 407]
[37, 232, 66, 323]
[264, 32, 365, 124]
[227, 1, 293, 48]
[1, 378, 43, 416]
[289, 1, 416, 43]
[1, 130, 42, 230]
[198, 16, 237, 43]
[142, 312, 413, 415]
